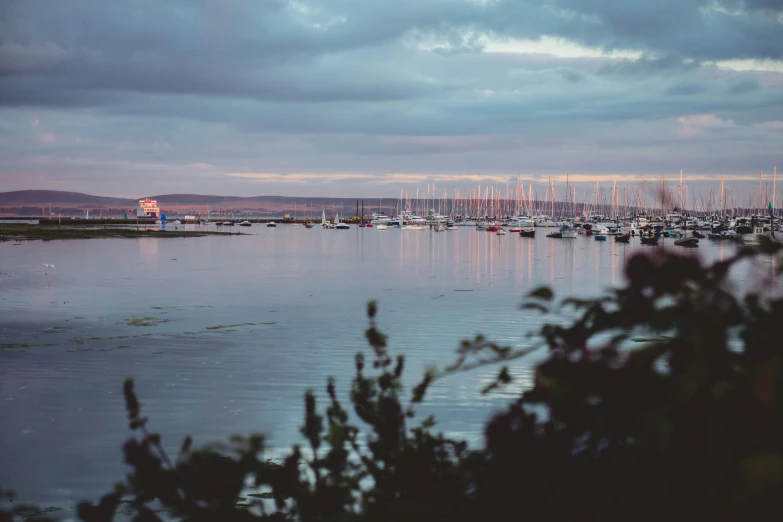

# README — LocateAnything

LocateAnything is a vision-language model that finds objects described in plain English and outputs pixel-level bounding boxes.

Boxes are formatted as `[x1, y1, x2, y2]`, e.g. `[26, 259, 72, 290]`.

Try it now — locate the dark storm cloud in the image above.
[523, 0, 783, 61]
[1, 0, 782, 109]
[0, 0, 781, 196]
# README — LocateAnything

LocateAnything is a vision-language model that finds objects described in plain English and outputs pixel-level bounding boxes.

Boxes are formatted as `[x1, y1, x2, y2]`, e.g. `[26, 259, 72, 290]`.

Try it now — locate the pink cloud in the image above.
[675, 114, 736, 140]
[36, 132, 56, 144]
[677, 127, 703, 139]
[759, 73, 783, 87]
[677, 114, 735, 127]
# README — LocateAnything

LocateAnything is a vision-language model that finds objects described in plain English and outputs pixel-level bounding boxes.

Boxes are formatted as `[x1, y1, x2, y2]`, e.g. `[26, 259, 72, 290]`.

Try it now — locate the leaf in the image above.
[528, 286, 554, 301]
[740, 453, 783, 493]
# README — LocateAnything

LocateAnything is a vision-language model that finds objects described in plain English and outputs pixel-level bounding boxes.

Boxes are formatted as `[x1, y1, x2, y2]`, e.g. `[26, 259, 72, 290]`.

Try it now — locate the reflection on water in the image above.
[0, 226, 774, 507]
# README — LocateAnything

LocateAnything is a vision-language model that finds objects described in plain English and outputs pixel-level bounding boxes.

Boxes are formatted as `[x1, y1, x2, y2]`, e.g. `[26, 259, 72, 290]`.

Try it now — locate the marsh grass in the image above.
[126, 317, 170, 327]
[203, 322, 277, 330]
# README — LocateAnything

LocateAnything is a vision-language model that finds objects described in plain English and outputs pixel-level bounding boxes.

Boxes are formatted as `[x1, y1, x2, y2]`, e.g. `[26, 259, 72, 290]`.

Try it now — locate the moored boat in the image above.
[674, 237, 699, 247]
[614, 234, 631, 243]
[519, 229, 535, 238]
[334, 212, 350, 230]
[561, 224, 577, 239]
[741, 226, 776, 247]
[640, 236, 659, 245]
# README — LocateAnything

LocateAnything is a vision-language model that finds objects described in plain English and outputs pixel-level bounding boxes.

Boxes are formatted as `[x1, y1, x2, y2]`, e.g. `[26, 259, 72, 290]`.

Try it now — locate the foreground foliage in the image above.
[3, 243, 783, 522]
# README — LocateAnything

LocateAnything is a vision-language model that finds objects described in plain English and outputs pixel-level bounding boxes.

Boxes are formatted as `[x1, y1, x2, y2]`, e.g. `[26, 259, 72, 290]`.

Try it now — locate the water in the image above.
[0, 226, 773, 508]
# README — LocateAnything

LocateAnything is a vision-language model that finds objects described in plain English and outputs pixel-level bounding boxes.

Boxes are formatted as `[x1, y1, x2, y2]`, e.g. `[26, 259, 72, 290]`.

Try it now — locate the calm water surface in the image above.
[0, 226, 774, 507]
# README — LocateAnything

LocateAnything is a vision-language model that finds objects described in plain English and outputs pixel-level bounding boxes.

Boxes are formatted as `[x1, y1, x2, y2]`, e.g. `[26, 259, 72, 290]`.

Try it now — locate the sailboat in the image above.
[560, 182, 577, 238]
[305, 203, 314, 228]
[335, 212, 350, 230]
[322, 209, 335, 229]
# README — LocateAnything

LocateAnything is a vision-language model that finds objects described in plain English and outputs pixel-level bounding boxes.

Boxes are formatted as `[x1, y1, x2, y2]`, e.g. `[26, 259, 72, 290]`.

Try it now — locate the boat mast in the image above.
[679, 169, 683, 214]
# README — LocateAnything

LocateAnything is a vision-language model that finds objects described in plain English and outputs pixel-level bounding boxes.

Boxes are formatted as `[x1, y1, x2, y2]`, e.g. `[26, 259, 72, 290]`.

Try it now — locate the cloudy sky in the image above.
[1, 0, 782, 198]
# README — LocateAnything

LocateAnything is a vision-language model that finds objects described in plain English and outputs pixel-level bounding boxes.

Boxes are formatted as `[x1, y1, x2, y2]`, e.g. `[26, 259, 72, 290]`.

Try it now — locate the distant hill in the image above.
[0, 190, 136, 207]
[0, 190, 396, 216]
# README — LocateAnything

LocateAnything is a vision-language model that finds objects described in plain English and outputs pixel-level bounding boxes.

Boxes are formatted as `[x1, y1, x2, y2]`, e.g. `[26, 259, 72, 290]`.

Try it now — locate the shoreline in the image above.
[0, 225, 245, 241]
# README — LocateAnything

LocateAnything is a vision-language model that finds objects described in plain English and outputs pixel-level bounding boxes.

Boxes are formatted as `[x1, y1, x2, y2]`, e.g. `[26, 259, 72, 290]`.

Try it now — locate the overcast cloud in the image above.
[1, 0, 781, 197]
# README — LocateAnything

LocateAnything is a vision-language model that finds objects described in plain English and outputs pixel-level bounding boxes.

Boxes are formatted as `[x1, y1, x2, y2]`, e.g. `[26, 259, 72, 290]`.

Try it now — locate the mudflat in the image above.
[0, 225, 243, 241]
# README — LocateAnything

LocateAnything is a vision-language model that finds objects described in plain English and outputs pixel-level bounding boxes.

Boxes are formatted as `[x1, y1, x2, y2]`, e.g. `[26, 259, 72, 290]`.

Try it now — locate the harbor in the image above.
[4, 0, 783, 516]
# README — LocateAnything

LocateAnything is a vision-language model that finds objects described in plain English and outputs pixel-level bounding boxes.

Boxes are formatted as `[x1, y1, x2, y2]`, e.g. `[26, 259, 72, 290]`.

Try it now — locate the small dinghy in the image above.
[640, 236, 659, 245]
[519, 229, 535, 238]
[674, 237, 699, 247]
[614, 234, 631, 243]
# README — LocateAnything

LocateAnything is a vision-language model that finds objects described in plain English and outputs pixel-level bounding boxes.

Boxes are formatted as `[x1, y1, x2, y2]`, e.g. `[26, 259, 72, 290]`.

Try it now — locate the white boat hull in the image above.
[742, 233, 777, 246]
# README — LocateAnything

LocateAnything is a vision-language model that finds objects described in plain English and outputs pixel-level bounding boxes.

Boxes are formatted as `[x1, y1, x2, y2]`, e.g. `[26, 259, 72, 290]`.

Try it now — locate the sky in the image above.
[1, 0, 782, 198]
